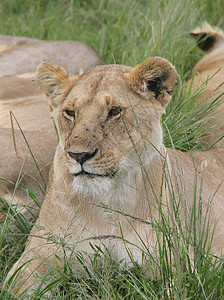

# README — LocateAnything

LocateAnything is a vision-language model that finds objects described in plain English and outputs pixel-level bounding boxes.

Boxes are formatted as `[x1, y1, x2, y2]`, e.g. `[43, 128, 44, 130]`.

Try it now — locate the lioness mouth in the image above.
[73, 170, 116, 178]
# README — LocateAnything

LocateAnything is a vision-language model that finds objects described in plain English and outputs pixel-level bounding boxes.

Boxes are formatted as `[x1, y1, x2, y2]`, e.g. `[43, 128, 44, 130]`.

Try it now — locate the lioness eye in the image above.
[63, 109, 75, 121]
[107, 107, 123, 120]
[65, 109, 75, 118]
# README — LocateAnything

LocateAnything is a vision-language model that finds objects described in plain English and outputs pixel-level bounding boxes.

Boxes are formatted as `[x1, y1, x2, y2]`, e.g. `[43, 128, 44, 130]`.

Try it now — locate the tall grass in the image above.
[0, 0, 224, 298]
[1, 0, 223, 68]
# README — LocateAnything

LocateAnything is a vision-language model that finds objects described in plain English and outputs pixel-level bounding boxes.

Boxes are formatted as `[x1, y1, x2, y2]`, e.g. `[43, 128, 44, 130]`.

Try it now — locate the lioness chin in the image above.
[5, 57, 224, 295]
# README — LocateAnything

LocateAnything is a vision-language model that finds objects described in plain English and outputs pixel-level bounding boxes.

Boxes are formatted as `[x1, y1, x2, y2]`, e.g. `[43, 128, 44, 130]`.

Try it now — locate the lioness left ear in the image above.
[126, 57, 177, 106]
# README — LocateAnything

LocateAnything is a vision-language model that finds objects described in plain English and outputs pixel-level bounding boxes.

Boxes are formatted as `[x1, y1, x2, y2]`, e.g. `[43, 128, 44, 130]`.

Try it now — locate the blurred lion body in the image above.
[188, 23, 224, 147]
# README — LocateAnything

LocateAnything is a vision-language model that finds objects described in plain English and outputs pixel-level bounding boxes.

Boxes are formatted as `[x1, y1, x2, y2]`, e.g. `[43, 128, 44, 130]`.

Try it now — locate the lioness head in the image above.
[36, 57, 177, 195]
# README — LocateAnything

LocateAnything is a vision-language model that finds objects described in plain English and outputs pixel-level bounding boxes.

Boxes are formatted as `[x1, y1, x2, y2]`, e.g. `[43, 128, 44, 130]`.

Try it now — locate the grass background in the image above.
[0, 0, 224, 299]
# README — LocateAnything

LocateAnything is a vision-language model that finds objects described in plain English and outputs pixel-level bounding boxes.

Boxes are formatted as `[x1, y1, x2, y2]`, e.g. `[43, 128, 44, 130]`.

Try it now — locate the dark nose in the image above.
[67, 148, 98, 165]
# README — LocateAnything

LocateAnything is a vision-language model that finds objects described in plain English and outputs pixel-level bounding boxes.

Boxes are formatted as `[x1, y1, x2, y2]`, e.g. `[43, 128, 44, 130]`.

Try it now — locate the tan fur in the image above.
[0, 75, 57, 217]
[168, 148, 224, 253]
[4, 57, 224, 294]
[0, 128, 57, 218]
[188, 23, 224, 147]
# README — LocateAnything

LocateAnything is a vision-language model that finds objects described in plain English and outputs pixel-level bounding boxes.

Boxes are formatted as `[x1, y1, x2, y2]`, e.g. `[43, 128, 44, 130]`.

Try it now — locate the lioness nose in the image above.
[67, 148, 98, 165]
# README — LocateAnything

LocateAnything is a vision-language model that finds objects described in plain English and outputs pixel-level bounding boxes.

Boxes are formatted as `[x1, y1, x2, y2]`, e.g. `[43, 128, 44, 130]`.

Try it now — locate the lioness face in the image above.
[37, 58, 177, 193]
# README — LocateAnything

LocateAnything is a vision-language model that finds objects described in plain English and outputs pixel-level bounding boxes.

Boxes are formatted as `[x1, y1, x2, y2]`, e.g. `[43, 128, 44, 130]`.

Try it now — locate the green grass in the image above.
[0, 0, 224, 299]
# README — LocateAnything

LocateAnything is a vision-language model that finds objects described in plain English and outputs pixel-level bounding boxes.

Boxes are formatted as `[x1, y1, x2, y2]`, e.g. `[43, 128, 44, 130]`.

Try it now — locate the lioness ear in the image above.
[190, 23, 224, 52]
[36, 62, 73, 107]
[127, 57, 177, 106]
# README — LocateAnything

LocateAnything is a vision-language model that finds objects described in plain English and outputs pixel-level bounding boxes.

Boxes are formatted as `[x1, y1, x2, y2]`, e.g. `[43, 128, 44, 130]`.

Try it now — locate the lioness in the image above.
[5, 57, 224, 294]
[188, 23, 224, 148]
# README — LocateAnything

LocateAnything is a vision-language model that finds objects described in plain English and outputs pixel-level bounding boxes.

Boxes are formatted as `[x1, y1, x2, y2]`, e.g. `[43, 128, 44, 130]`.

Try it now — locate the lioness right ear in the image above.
[36, 62, 74, 107]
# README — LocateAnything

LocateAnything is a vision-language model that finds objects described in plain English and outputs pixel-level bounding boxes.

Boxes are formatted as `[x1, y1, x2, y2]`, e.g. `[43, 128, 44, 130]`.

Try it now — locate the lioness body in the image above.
[188, 23, 224, 147]
[0, 128, 57, 220]
[5, 58, 224, 294]
[0, 34, 104, 76]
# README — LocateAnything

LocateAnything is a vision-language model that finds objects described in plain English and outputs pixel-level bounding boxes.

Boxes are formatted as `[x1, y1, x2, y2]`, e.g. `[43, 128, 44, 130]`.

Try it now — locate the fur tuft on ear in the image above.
[190, 22, 224, 52]
[36, 62, 75, 107]
[127, 57, 177, 106]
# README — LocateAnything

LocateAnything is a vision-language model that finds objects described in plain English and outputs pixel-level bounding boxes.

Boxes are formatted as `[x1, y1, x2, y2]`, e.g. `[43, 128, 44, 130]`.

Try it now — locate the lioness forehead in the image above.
[83, 64, 132, 75]
[74, 64, 132, 87]
[65, 64, 133, 107]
